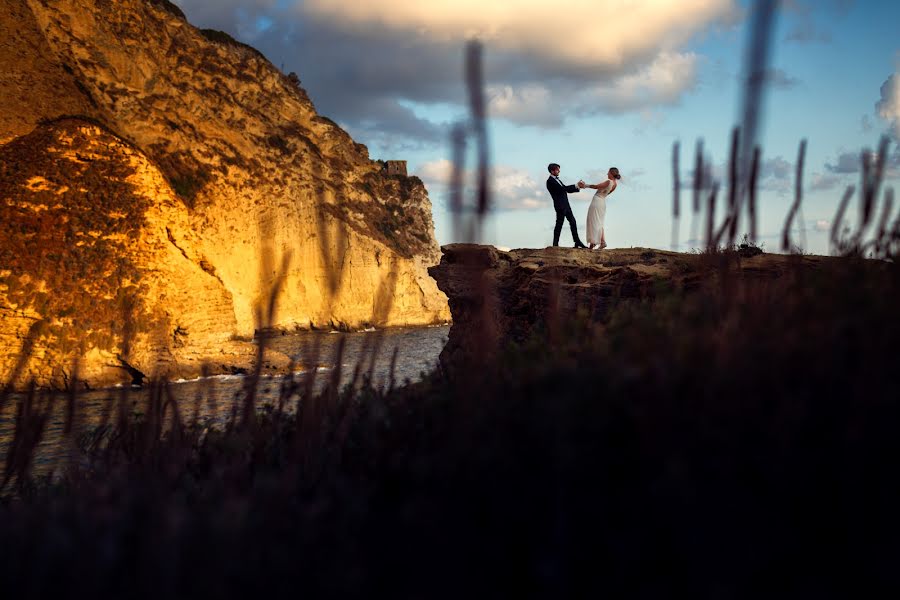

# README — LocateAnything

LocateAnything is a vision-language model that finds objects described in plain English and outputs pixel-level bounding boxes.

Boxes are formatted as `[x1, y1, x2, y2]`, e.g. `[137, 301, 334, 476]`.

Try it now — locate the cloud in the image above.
[824, 142, 900, 181]
[678, 159, 720, 191]
[416, 158, 454, 186]
[781, 0, 836, 44]
[491, 165, 549, 210]
[812, 219, 831, 231]
[876, 73, 900, 140]
[784, 20, 831, 44]
[760, 156, 792, 180]
[173, 0, 279, 40]
[416, 159, 549, 211]
[861, 114, 873, 133]
[809, 173, 844, 192]
[575, 52, 702, 114]
[487, 84, 559, 128]
[731, 67, 799, 92]
[338, 99, 449, 152]
[301, 0, 738, 71]
[585, 167, 649, 191]
[175, 0, 740, 147]
[487, 52, 701, 127]
[756, 156, 794, 194]
[175, 0, 465, 152]
[763, 68, 800, 90]
[825, 151, 861, 174]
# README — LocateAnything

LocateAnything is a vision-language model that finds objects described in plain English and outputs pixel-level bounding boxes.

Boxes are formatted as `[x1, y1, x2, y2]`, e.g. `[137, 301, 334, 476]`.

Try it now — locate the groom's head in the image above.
[548, 163, 561, 176]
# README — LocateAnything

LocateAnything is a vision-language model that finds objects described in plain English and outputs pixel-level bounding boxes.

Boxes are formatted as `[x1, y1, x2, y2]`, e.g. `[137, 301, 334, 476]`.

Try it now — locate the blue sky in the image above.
[174, 0, 900, 255]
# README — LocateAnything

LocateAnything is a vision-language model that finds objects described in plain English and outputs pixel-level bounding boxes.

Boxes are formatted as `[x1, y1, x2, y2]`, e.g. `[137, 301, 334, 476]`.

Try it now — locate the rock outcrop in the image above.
[0, 0, 449, 389]
[428, 244, 829, 371]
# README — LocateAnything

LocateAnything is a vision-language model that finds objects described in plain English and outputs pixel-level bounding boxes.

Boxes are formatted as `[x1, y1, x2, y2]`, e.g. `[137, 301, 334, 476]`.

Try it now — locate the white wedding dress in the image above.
[586, 179, 615, 247]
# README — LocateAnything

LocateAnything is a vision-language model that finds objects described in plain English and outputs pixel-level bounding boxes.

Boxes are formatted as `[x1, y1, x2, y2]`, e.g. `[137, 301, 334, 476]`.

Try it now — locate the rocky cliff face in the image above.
[428, 244, 828, 372]
[0, 0, 449, 388]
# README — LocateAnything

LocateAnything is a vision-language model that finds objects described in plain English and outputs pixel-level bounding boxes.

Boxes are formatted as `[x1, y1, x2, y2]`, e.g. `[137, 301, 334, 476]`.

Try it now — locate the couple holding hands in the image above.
[546, 163, 621, 250]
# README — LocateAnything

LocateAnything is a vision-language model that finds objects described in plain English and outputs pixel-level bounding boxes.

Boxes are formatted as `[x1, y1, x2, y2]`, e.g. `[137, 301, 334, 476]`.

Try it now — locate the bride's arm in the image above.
[587, 180, 611, 190]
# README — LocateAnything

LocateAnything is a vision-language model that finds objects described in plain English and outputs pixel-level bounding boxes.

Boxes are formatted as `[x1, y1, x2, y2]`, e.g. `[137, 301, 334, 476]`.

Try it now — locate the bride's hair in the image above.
[609, 167, 621, 180]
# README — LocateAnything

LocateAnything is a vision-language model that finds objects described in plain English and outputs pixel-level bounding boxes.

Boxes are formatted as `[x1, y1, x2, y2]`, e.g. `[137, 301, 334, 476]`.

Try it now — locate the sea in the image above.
[0, 324, 450, 478]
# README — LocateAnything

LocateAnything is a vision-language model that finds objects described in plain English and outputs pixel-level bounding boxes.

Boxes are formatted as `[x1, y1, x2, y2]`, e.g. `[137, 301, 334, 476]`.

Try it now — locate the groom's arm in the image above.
[564, 184, 580, 193]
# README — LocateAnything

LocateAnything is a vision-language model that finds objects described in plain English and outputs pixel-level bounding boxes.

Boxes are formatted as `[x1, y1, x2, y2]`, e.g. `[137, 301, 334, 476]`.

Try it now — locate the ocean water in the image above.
[0, 325, 450, 478]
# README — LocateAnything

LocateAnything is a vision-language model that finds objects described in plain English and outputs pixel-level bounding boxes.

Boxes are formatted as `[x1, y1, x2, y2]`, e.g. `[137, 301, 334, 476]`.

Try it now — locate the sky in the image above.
[173, 0, 900, 255]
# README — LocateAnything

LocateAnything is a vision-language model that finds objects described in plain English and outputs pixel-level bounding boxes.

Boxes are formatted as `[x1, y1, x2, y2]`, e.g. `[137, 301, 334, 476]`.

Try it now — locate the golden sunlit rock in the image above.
[0, 0, 449, 388]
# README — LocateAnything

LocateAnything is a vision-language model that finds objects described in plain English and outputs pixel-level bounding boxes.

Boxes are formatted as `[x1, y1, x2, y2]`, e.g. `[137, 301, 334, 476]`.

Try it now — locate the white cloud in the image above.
[754, 156, 793, 195]
[809, 172, 844, 192]
[487, 84, 558, 127]
[416, 159, 549, 211]
[761, 156, 792, 180]
[416, 158, 454, 185]
[487, 51, 701, 126]
[876, 73, 900, 140]
[825, 151, 860, 174]
[576, 51, 701, 114]
[301, 1, 738, 70]
[492, 165, 547, 210]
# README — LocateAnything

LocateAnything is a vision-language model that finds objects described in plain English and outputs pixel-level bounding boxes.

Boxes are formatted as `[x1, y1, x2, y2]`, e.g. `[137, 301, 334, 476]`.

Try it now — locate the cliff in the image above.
[428, 244, 831, 371]
[0, 0, 450, 389]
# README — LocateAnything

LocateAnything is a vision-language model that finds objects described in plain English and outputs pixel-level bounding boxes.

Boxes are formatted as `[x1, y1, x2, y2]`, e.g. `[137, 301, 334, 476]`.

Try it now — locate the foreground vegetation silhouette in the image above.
[3, 6, 900, 596]
[2, 232, 899, 597]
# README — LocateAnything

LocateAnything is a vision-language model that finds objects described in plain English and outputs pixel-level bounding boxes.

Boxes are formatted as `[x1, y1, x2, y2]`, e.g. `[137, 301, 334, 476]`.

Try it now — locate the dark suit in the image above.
[547, 176, 584, 246]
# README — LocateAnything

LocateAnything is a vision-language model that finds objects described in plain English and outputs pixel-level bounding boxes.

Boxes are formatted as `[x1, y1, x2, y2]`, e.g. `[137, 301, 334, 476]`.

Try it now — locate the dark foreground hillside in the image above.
[1, 250, 899, 598]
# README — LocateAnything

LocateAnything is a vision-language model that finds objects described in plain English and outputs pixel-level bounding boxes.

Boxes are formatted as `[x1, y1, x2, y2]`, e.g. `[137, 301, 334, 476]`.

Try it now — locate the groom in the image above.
[546, 163, 587, 248]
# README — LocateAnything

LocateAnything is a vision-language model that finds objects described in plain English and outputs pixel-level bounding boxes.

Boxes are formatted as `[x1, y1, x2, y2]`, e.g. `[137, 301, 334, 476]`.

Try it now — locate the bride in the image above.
[585, 167, 621, 250]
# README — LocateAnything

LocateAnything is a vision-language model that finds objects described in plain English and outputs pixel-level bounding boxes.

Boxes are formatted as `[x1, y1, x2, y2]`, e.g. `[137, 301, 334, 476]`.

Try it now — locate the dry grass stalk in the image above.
[671, 141, 680, 250]
[781, 139, 807, 252]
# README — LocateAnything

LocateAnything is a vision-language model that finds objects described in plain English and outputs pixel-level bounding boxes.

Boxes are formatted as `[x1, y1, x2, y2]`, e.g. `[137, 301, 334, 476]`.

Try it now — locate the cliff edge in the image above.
[428, 244, 835, 372]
